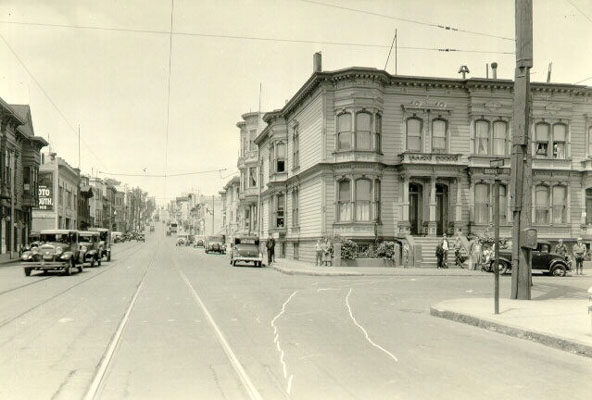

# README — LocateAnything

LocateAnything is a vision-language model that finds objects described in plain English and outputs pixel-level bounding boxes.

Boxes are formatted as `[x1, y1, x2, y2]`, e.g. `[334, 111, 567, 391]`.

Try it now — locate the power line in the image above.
[575, 75, 592, 84]
[0, 19, 513, 55]
[0, 30, 108, 170]
[97, 168, 226, 178]
[296, 0, 514, 42]
[566, 0, 592, 24]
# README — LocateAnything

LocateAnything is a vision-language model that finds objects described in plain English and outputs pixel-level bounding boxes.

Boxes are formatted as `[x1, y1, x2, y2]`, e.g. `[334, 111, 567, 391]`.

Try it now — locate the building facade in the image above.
[33, 153, 80, 231]
[78, 175, 93, 230]
[251, 56, 592, 263]
[1, 102, 48, 252]
[237, 112, 265, 235]
[220, 176, 240, 242]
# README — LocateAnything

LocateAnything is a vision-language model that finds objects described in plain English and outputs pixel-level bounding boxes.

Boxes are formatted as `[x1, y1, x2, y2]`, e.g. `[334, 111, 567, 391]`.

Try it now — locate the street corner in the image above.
[267, 262, 363, 277]
[430, 298, 592, 359]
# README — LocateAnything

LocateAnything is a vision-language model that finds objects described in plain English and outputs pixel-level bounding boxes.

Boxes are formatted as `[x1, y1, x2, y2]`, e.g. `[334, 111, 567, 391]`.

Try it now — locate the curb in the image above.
[268, 263, 490, 277]
[430, 305, 592, 359]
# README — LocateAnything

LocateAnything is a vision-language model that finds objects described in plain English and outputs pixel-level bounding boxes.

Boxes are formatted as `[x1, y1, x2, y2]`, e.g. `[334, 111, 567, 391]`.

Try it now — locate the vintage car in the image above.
[230, 236, 263, 267]
[79, 231, 102, 267]
[112, 231, 123, 243]
[176, 234, 188, 246]
[493, 240, 571, 277]
[205, 235, 225, 254]
[90, 228, 112, 262]
[21, 229, 86, 276]
[193, 235, 205, 248]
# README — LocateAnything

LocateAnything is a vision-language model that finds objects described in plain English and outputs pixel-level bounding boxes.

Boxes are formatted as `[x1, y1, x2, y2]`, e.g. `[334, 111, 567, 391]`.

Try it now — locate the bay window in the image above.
[338, 180, 352, 222]
[276, 142, 286, 173]
[273, 193, 285, 228]
[406, 117, 422, 152]
[375, 113, 382, 152]
[248, 167, 257, 188]
[373, 179, 381, 222]
[535, 123, 550, 157]
[493, 120, 508, 156]
[552, 124, 566, 159]
[552, 185, 567, 223]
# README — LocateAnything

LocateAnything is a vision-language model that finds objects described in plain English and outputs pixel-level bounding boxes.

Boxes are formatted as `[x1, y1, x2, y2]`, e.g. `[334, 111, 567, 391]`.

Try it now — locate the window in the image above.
[474, 183, 489, 224]
[498, 184, 507, 223]
[586, 188, 592, 224]
[588, 127, 592, 157]
[294, 242, 299, 260]
[356, 112, 372, 150]
[493, 121, 508, 156]
[249, 129, 256, 151]
[292, 189, 299, 227]
[553, 124, 566, 159]
[535, 185, 550, 224]
[475, 120, 489, 155]
[373, 179, 381, 222]
[535, 123, 550, 157]
[337, 113, 352, 150]
[432, 119, 447, 152]
[249, 167, 257, 188]
[292, 126, 300, 169]
[276, 142, 286, 173]
[23, 166, 31, 192]
[338, 180, 352, 221]
[242, 136, 248, 157]
[375, 114, 382, 152]
[552, 186, 567, 223]
[406, 118, 422, 152]
[355, 179, 371, 221]
[274, 194, 285, 228]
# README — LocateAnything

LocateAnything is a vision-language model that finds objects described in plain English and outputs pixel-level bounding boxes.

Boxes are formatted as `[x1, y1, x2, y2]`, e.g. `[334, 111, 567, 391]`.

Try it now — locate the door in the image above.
[409, 183, 423, 235]
[436, 184, 448, 236]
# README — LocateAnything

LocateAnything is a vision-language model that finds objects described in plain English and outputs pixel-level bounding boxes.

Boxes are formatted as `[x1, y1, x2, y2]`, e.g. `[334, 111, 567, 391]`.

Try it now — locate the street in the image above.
[0, 227, 589, 400]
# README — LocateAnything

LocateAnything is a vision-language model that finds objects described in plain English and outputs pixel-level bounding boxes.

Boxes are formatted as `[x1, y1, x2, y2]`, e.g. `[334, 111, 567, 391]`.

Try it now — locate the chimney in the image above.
[491, 62, 498, 79]
[313, 52, 322, 73]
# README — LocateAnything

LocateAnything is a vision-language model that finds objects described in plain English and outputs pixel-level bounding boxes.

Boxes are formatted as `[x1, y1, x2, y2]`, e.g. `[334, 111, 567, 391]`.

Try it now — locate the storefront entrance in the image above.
[436, 184, 448, 236]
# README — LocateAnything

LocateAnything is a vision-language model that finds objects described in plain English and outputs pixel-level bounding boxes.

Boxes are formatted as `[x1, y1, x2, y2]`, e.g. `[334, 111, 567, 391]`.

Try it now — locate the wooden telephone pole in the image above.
[510, 0, 534, 300]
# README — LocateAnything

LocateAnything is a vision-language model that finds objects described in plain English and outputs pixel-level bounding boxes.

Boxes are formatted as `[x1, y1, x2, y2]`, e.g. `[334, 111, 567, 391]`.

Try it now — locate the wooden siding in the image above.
[288, 93, 323, 172]
[299, 178, 322, 237]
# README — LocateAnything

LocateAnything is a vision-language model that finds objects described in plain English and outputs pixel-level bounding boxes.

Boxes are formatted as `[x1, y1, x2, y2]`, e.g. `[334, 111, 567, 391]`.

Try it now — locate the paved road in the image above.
[0, 231, 591, 400]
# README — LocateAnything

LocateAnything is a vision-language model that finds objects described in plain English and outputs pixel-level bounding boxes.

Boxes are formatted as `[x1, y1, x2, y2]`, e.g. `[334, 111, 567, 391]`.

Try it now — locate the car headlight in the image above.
[32, 247, 39, 255]
[56, 247, 63, 255]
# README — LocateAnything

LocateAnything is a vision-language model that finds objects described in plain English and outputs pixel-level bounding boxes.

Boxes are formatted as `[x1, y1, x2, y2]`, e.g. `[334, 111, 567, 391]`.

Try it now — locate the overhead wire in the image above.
[566, 0, 592, 24]
[0, 19, 513, 55]
[295, 0, 515, 42]
[0, 30, 108, 170]
[163, 0, 175, 206]
[97, 167, 226, 178]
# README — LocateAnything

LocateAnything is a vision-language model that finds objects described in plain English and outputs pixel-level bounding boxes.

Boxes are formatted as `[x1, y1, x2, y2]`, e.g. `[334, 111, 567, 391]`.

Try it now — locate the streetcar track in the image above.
[0, 243, 146, 330]
[83, 240, 160, 400]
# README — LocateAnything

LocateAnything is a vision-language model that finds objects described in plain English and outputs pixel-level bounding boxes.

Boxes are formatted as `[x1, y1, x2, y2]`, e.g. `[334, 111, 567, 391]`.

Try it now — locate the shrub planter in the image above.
[340, 257, 397, 267]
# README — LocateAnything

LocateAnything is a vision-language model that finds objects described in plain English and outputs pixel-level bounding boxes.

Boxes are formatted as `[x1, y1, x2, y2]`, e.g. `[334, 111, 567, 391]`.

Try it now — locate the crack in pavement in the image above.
[270, 290, 298, 395]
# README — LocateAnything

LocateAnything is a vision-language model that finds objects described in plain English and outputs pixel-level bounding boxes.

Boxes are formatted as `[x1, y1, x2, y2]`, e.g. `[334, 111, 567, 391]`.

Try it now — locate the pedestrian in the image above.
[441, 234, 449, 268]
[453, 236, 464, 268]
[469, 236, 482, 271]
[266, 235, 275, 265]
[554, 239, 568, 258]
[436, 242, 445, 269]
[315, 238, 323, 266]
[323, 239, 333, 266]
[572, 237, 587, 275]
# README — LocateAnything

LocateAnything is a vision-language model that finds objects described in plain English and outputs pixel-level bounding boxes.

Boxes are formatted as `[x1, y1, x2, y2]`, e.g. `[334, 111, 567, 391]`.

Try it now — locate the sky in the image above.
[0, 0, 591, 205]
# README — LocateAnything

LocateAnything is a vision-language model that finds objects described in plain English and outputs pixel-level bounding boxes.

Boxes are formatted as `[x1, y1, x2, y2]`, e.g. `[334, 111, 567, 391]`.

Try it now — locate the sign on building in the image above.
[38, 172, 53, 210]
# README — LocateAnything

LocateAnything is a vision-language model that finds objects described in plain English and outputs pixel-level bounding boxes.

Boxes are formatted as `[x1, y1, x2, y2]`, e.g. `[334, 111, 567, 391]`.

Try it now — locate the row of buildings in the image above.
[165, 193, 223, 236]
[219, 53, 592, 264]
[32, 153, 156, 236]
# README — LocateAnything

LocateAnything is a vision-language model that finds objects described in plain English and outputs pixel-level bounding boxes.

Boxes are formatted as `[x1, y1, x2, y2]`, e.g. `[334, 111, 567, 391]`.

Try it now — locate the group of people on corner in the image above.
[315, 238, 333, 266]
[436, 233, 588, 275]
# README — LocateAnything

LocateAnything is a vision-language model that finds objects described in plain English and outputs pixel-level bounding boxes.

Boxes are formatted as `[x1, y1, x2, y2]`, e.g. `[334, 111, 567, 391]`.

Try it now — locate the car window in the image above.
[540, 244, 550, 253]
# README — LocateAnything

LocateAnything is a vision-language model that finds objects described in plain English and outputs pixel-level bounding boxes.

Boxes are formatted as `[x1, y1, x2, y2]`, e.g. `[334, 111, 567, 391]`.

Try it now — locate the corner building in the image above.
[254, 61, 592, 263]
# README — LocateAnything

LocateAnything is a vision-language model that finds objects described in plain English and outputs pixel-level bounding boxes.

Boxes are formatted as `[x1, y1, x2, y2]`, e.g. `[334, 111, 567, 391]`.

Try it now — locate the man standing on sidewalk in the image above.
[572, 238, 587, 275]
[266, 235, 276, 265]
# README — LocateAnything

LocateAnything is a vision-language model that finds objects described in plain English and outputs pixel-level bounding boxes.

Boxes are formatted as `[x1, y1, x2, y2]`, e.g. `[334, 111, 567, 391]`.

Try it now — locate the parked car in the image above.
[112, 231, 123, 243]
[230, 236, 263, 267]
[21, 229, 86, 276]
[79, 231, 102, 267]
[492, 240, 571, 277]
[205, 235, 225, 254]
[90, 228, 112, 262]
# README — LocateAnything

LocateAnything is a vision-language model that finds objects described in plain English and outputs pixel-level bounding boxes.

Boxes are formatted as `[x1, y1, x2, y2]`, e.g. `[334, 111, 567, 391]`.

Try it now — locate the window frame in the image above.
[492, 120, 509, 156]
[475, 119, 490, 155]
[535, 184, 551, 224]
[551, 185, 567, 224]
[355, 111, 373, 151]
[354, 178, 372, 222]
[292, 125, 300, 169]
[474, 183, 490, 224]
[291, 188, 299, 227]
[406, 117, 423, 152]
[552, 123, 567, 160]
[337, 112, 353, 151]
[431, 118, 448, 153]
[535, 122, 551, 158]
[337, 179, 352, 222]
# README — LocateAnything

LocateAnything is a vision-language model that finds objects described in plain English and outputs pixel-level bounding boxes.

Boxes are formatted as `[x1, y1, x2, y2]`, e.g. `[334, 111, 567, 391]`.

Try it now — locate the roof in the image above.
[10, 104, 34, 137]
[40, 229, 78, 234]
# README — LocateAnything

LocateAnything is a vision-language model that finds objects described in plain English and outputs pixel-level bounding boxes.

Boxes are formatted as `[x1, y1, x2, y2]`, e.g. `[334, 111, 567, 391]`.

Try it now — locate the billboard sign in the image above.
[37, 172, 53, 210]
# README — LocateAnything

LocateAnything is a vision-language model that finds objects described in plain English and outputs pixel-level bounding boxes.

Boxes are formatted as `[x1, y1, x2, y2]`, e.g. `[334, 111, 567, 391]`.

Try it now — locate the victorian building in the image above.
[1, 102, 48, 253]
[220, 176, 240, 242]
[237, 112, 265, 235]
[252, 54, 592, 264]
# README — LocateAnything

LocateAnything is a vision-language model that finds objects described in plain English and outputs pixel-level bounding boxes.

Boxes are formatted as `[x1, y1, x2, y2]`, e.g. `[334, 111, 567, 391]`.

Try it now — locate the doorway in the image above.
[436, 184, 449, 236]
[409, 183, 423, 235]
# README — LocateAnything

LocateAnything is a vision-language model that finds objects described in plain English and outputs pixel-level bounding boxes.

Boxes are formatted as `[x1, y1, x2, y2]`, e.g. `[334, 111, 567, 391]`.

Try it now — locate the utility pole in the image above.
[510, 0, 534, 300]
[212, 194, 215, 235]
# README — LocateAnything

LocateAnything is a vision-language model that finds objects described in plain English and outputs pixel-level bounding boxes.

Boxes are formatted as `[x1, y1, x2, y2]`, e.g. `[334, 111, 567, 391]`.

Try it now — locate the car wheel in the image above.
[551, 265, 567, 277]
[90, 258, 95, 268]
[79, 263, 84, 273]
[97, 257, 102, 266]
[24, 267, 32, 277]
[64, 262, 72, 276]
[496, 261, 508, 275]
[107, 252, 111, 262]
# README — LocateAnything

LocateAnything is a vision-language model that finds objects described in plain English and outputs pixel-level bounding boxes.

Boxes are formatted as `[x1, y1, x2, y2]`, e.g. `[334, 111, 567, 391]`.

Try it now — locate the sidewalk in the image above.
[0, 252, 20, 266]
[431, 297, 592, 358]
[267, 258, 488, 277]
